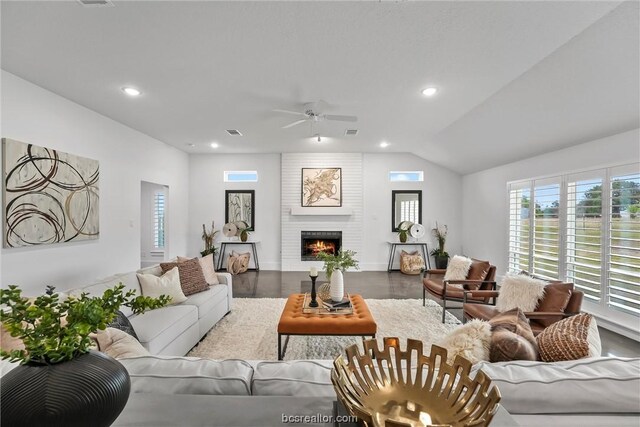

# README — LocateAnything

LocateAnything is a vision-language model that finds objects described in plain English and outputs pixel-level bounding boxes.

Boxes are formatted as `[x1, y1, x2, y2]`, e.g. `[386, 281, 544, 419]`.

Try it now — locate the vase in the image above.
[240, 230, 248, 242]
[399, 232, 407, 243]
[1, 350, 131, 427]
[330, 269, 344, 302]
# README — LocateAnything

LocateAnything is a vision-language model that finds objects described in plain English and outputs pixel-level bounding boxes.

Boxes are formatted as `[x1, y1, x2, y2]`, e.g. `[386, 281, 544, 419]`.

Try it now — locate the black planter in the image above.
[1, 350, 131, 427]
[435, 255, 450, 269]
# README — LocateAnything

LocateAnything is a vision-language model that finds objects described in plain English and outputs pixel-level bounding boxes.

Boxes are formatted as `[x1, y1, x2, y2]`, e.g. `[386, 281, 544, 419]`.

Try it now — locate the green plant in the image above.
[316, 249, 360, 280]
[397, 221, 413, 242]
[201, 221, 219, 257]
[629, 204, 639, 219]
[431, 222, 449, 257]
[0, 284, 170, 365]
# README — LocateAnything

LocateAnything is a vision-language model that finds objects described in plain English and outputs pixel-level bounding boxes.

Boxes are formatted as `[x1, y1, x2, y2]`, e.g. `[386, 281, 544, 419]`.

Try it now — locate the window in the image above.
[400, 200, 419, 223]
[389, 171, 424, 182]
[607, 168, 640, 316]
[532, 179, 561, 279]
[508, 183, 531, 272]
[153, 192, 165, 249]
[224, 171, 258, 182]
[508, 163, 640, 320]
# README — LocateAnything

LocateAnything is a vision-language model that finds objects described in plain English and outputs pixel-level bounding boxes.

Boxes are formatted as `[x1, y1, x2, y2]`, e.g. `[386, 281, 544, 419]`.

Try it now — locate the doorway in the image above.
[140, 181, 169, 268]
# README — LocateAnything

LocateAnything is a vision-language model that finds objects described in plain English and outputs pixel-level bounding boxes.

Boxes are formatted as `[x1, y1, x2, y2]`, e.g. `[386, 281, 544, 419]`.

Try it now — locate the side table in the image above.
[217, 241, 260, 271]
[387, 242, 430, 272]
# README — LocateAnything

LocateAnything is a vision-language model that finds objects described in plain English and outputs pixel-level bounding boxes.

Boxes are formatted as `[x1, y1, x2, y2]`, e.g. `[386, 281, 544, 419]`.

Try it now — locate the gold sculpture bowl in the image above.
[331, 338, 501, 427]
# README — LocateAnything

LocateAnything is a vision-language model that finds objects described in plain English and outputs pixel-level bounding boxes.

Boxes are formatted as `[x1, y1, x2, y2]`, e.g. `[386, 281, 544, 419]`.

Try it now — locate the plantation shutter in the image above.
[508, 181, 532, 273]
[154, 192, 165, 249]
[607, 166, 640, 316]
[532, 178, 561, 280]
[566, 172, 604, 302]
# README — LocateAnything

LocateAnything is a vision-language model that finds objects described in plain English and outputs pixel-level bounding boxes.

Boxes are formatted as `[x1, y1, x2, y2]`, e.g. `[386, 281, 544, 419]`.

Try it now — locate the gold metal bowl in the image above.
[331, 338, 501, 427]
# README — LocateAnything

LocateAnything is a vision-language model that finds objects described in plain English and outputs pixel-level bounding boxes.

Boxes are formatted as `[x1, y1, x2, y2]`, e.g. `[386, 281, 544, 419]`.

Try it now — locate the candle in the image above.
[309, 267, 318, 277]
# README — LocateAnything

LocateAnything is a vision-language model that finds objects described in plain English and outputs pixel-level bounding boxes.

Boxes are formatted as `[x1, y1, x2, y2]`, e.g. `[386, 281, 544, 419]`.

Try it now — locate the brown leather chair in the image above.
[462, 283, 584, 336]
[423, 259, 497, 323]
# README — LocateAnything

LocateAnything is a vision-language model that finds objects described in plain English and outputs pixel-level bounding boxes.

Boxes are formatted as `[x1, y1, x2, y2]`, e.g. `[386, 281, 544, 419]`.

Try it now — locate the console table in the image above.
[387, 242, 430, 272]
[217, 241, 260, 271]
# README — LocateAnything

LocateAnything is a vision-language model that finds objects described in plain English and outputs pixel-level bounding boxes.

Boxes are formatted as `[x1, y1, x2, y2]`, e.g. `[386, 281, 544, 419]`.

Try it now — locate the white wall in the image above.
[363, 153, 463, 270]
[0, 71, 190, 294]
[462, 128, 640, 338]
[187, 154, 281, 270]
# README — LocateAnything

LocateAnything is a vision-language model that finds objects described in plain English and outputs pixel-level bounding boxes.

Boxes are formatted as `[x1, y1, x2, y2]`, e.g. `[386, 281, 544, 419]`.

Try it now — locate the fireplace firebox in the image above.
[301, 231, 342, 261]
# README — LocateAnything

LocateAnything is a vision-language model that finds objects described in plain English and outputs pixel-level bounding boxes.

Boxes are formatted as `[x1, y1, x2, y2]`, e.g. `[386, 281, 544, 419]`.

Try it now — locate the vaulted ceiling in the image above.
[2, 1, 638, 174]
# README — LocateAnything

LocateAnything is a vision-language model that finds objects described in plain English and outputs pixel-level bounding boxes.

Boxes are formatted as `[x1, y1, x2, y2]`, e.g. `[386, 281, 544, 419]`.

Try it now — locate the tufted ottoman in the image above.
[277, 293, 377, 360]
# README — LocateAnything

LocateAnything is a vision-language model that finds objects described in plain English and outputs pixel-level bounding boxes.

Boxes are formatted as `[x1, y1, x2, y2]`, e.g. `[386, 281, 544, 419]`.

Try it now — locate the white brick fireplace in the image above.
[281, 153, 363, 271]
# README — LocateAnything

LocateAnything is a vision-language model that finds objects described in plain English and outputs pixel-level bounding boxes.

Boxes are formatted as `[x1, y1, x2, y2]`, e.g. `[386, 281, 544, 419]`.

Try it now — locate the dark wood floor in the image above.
[230, 270, 640, 358]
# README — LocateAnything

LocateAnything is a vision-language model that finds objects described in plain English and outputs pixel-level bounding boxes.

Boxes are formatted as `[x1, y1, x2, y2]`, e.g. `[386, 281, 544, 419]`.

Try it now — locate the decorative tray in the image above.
[302, 293, 353, 315]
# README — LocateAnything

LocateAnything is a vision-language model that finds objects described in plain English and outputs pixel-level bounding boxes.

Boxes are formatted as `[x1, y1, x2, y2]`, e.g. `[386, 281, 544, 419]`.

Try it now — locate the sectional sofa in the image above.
[69, 263, 233, 356]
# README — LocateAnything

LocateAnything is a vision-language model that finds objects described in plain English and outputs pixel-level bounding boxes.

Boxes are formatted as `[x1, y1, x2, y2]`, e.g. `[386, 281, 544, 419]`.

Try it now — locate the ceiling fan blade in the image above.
[273, 109, 307, 117]
[325, 114, 358, 122]
[282, 119, 308, 129]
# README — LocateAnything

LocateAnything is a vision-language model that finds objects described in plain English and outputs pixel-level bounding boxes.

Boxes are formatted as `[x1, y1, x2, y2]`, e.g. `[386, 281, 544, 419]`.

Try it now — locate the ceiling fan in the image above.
[275, 100, 357, 129]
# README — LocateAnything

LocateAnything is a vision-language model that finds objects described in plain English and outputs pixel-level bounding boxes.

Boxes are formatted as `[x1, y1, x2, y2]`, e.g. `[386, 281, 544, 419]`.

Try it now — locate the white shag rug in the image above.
[188, 298, 460, 360]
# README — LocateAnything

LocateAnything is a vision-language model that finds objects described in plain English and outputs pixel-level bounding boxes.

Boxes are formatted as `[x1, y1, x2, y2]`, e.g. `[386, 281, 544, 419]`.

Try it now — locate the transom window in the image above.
[224, 171, 258, 182]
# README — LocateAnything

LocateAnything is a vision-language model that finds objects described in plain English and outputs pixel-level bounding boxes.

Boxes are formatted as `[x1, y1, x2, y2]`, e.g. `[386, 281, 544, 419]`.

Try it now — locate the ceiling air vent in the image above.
[345, 129, 359, 136]
[226, 129, 243, 136]
[77, 0, 114, 7]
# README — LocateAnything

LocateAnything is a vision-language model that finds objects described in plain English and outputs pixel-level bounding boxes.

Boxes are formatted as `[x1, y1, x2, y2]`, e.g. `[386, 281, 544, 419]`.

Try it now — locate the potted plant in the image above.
[316, 249, 359, 302]
[238, 224, 251, 242]
[431, 222, 449, 269]
[0, 284, 169, 427]
[397, 221, 413, 243]
[201, 221, 219, 257]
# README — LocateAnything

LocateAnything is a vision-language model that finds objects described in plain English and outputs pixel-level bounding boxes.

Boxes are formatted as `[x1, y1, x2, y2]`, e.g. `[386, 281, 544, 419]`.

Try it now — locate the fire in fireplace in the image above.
[301, 231, 342, 261]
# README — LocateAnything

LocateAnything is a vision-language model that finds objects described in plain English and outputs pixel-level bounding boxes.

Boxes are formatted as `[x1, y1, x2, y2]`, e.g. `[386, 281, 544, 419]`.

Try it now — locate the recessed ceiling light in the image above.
[380, 142, 389, 148]
[122, 87, 141, 97]
[210, 142, 219, 148]
[421, 87, 438, 97]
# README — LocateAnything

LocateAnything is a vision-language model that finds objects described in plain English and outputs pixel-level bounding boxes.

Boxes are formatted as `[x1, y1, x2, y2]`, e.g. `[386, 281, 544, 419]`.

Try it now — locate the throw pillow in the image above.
[0, 324, 25, 352]
[443, 255, 473, 286]
[535, 282, 574, 327]
[227, 251, 251, 275]
[96, 327, 150, 359]
[137, 267, 187, 304]
[438, 319, 491, 364]
[537, 313, 601, 362]
[160, 258, 209, 296]
[467, 259, 491, 282]
[489, 308, 539, 362]
[107, 310, 139, 341]
[400, 250, 425, 275]
[178, 255, 219, 285]
[495, 272, 546, 313]
[489, 329, 539, 363]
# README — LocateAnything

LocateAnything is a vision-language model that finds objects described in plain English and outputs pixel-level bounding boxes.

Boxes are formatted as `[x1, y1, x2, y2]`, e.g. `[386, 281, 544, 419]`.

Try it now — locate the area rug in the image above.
[188, 298, 460, 360]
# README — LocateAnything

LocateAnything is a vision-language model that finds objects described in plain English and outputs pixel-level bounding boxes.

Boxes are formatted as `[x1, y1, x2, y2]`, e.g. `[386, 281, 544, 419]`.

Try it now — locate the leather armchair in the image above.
[462, 284, 584, 336]
[422, 259, 497, 323]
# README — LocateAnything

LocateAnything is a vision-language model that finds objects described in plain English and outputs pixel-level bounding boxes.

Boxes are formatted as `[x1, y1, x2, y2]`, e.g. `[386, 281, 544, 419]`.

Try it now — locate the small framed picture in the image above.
[301, 168, 342, 207]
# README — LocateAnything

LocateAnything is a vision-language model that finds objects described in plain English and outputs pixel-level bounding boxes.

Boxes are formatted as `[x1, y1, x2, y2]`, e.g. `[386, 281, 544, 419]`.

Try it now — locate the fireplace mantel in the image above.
[289, 206, 353, 216]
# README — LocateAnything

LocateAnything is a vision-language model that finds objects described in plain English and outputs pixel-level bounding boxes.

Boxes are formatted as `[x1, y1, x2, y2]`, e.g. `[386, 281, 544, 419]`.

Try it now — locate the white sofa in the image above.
[69, 264, 233, 356]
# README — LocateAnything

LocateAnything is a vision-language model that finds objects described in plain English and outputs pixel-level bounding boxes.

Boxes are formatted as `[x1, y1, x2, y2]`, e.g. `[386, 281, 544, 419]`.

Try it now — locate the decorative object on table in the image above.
[0, 284, 169, 427]
[225, 190, 255, 230]
[309, 267, 319, 308]
[317, 282, 332, 301]
[237, 222, 251, 242]
[302, 293, 353, 315]
[409, 223, 425, 239]
[430, 221, 449, 269]
[200, 221, 219, 257]
[227, 250, 251, 275]
[301, 168, 342, 207]
[321, 296, 351, 309]
[391, 190, 422, 232]
[316, 249, 359, 302]
[396, 220, 413, 243]
[332, 338, 501, 427]
[399, 250, 425, 275]
[222, 220, 250, 241]
[2, 138, 99, 248]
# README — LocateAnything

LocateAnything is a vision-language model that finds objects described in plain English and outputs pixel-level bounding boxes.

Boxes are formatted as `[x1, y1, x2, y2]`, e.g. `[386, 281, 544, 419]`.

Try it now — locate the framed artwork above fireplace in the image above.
[301, 168, 342, 207]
